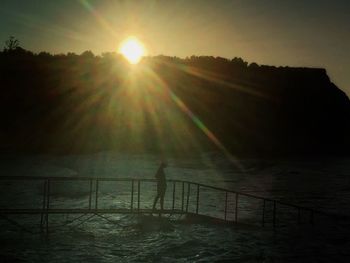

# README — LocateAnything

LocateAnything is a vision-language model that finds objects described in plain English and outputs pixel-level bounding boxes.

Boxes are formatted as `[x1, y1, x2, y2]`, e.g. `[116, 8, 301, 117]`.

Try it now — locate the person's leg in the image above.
[152, 194, 159, 210]
[160, 192, 164, 211]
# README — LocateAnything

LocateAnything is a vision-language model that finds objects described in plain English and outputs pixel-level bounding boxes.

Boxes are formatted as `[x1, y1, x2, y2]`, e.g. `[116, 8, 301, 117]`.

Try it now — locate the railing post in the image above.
[46, 179, 50, 234]
[181, 181, 185, 212]
[89, 179, 93, 210]
[262, 199, 266, 227]
[235, 193, 239, 223]
[195, 184, 200, 214]
[130, 180, 134, 210]
[186, 183, 191, 213]
[137, 180, 140, 213]
[273, 201, 276, 228]
[172, 182, 176, 211]
[40, 180, 47, 230]
[95, 179, 99, 210]
[224, 192, 228, 221]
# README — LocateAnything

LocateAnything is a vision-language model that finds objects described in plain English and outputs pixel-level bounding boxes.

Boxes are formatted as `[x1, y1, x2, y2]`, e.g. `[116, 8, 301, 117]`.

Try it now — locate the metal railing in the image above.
[0, 176, 344, 232]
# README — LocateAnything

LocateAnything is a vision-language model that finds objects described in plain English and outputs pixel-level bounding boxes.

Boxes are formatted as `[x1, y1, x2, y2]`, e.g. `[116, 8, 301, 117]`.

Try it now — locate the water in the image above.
[0, 152, 350, 262]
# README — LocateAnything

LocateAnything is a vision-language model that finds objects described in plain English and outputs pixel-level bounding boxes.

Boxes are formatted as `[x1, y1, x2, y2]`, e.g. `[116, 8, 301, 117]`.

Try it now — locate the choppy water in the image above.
[0, 152, 350, 262]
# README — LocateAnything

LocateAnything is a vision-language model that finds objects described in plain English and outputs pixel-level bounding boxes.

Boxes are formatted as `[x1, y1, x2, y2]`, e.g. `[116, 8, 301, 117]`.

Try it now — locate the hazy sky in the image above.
[1, 0, 349, 96]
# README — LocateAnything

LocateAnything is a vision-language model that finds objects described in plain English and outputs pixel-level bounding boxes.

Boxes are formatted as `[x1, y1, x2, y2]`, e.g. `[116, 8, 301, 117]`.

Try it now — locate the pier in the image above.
[0, 176, 338, 234]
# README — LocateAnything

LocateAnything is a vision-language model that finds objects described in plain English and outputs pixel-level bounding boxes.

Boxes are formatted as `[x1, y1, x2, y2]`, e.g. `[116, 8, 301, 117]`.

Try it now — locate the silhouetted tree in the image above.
[3, 36, 20, 52]
[232, 57, 248, 67]
[80, 50, 94, 59]
[37, 51, 52, 58]
[67, 52, 78, 58]
[249, 62, 259, 69]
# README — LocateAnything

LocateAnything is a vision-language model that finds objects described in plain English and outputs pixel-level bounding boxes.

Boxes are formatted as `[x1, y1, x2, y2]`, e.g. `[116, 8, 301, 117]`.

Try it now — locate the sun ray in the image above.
[79, 0, 118, 38]
[140, 66, 245, 171]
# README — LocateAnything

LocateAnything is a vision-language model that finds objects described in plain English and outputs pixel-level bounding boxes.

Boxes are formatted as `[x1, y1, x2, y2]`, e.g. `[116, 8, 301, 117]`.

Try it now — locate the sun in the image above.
[119, 37, 146, 64]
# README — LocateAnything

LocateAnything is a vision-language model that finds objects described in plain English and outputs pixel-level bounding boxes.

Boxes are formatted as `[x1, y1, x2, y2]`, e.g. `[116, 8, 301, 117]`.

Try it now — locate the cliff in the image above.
[0, 51, 349, 156]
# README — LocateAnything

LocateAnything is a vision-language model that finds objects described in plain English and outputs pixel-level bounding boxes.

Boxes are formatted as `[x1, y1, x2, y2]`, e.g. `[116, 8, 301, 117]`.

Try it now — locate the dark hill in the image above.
[0, 50, 349, 157]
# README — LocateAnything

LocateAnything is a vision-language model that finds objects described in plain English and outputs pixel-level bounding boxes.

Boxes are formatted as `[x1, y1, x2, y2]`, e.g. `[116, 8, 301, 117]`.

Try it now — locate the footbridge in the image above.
[0, 176, 340, 234]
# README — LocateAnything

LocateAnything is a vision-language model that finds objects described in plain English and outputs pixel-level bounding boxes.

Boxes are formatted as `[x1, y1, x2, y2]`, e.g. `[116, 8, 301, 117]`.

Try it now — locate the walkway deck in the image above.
[0, 176, 343, 234]
[0, 208, 185, 215]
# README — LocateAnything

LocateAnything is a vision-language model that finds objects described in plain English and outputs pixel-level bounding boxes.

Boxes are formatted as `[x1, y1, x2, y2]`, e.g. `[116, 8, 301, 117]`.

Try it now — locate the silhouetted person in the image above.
[152, 161, 167, 212]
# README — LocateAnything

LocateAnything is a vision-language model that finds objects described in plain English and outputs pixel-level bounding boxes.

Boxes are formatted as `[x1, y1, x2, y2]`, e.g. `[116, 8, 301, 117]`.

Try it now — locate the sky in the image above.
[0, 0, 349, 96]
